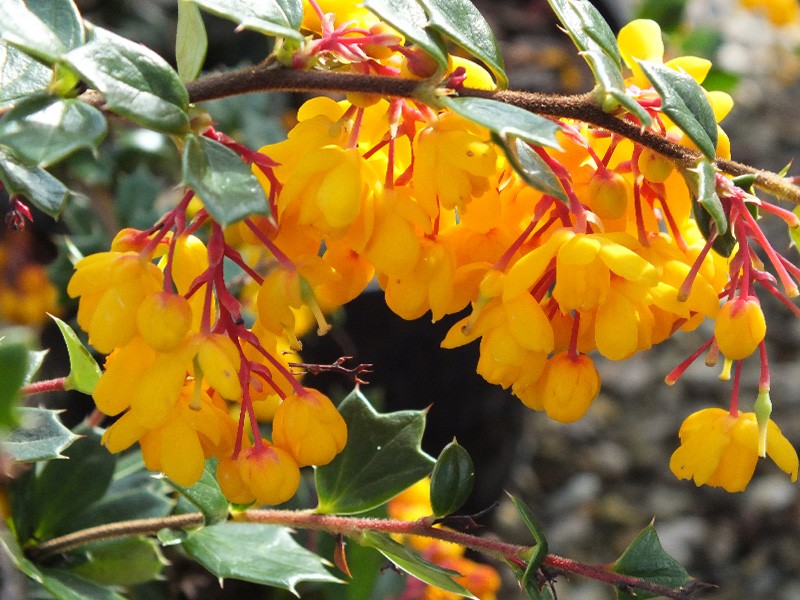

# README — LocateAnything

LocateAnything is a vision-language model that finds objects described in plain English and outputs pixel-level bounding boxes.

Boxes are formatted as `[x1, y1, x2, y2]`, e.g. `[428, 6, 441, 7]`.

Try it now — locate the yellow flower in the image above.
[517, 352, 600, 423]
[670, 408, 799, 492]
[714, 297, 766, 360]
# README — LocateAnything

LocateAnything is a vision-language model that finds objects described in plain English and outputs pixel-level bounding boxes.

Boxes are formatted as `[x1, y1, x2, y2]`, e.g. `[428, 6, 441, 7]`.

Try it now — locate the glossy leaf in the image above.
[183, 522, 341, 591]
[315, 388, 435, 515]
[0, 335, 27, 428]
[547, 0, 620, 67]
[0, 145, 72, 217]
[169, 458, 229, 524]
[429, 439, 474, 518]
[685, 160, 734, 256]
[50, 315, 102, 395]
[39, 568, 128, 600]
[0, 42, 51, 109]
[360, 531, 475, 598]
[2, 406, 78, 462]
[637, 60, 717, 159]
[0, 95, 106, 167]
[498, 136, 567, 202]
[177, 0, 208, 82]
[66, 26, 190, 134]
[364, 0, 448, 72]
[440, 96, 561, 149]
[507, 493, 548, 589]
[191, 0, 304, 41]
[69, 537, 168, 586]
[611, 522, 690, 600]
[0, 0, 80, 63]
[417, 0, 507, 87]
[182, 133, 270, 225]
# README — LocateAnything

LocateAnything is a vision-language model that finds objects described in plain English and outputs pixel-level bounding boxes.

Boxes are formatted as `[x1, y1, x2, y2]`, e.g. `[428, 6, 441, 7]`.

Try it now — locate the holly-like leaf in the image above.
[68, 537, 168, 586]
[0, 95, 106, 167]
[417, 0, 507, 88]
[177, 0, 208, 82]
[182, 133, 270, 226]
[169, 458, 229, 525]
[2, 406, 78, 462]
[0, 334, 28, 429]
[637, 60, 717, 159]
[360, 531, 475, 598]
[182, 522, 341, 592]
[0, 42, 52, 109]
[364, 0, 448, 73]
[0, 0, 82, 64]
[66, 26, 190, 134]
[315, 388, 435, 515]
[497, 136, 567, 203]
[0, 145, 73, 217]
[50, 315, 102, 395]
[611, 522, 690, 600]
[191, 0, 304, 41]
[440, 96, 561, 150]
[429, 439, 474, 518]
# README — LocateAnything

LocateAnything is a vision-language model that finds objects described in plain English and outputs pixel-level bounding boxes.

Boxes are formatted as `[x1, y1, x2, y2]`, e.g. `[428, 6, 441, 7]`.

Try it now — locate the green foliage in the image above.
[50, 315, 102, 395]
[0, 42, 51, 109]
[429, 439, 474, 518]
[182, 522, 342, 591]
[315, 388, 435, 515]
[0, 0, 83, 64]
[686, 159, 736, 256]
[611, 522, 690, 600]
[0, 145, 74, 217]
[176, 0, 208, 83]
[190, 0, 305, 41]
[182, 132, 270, 226]
[635, 0, 689, 33]
[0, 332, 28, 429]
[499, 137, 568, 203]
[507, 493, 548, 589]
[360, 531, 476, 598]
[168, 458, 230, 525]
[2, 407, 78, 462]
[68, 537, 168, 587]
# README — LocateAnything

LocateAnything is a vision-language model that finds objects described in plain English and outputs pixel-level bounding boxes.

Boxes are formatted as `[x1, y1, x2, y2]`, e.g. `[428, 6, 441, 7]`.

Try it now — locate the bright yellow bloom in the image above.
[714, 297, 766, 360]
[670, 408, 799, 492]
[517, 352, 600, 423]
[237, 440, 301, 505]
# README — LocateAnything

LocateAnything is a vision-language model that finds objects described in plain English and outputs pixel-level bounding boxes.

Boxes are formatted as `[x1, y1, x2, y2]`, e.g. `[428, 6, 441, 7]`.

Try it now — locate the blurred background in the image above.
[2, 1, 800, 598]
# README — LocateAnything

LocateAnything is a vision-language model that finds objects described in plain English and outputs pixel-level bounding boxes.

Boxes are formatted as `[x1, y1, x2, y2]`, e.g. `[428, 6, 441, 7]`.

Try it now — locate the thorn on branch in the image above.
[288, 356, 373, 384]
[432, 502, 498, 529]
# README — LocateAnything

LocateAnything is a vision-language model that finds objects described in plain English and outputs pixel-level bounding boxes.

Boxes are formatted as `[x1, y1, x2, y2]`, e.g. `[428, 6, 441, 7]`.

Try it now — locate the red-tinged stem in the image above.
[244, 218, 295, 270]
[678, 233, 714, 302]
[759, 341, 770, 392]
[739, 201, 798, 296]
[20, 377, 67, 395]
[665, 337, 714, 385]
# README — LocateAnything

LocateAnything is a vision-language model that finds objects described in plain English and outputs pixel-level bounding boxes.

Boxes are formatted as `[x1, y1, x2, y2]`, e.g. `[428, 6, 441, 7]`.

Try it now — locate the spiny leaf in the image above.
[50, 315, 102, 395]
[2, 407, 78, 462]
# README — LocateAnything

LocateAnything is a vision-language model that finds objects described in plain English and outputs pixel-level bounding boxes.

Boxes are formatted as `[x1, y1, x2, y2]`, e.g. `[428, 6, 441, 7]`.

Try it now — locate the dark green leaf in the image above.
[507, 493, 548, 589]
[0, 145, 73, 217]
[360, 531, 475, 598]
[417, 0, 507, 88]
[2, 406, 78, 462]
[65, 26, 190, 134]
[40, 568, 128, 600]
[637, 59, 717, 159]
[169, 458, 229, 524]
[69, 537, 168, 586]
[684, 160, 734, 256]
[0, 95, 106, 167]
[440, 96, 561, 150]
[50, 315, 102, 394]
[611, 522, 690, 600]
[182, 133, 270, 226]
[0, 335, 27, 428]
[364, 0, 448, 72]
[429, 439, 474, 518]
[177, 1, 208, 82]
[315, 388, 435, 515]
[547, 0, 620, 67]
[0, 0, 72, 63]
[497, 136, 567, 203]
[183, 522, 341, 591]
[191, 0, 304, 41]
[32, 428, 116, 539]
[28, 0, 84, 51]
[0, 42, 51, 109]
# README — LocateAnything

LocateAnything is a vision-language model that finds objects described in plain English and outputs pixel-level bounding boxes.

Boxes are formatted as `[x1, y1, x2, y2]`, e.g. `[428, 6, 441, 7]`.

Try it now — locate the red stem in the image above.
[20, 377, 67, 395]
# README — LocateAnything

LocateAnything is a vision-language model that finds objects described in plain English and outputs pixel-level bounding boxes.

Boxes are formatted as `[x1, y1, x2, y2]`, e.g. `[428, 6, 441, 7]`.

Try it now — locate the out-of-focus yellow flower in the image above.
[741, 0, 799, 25]
[670, 408, 799, 492]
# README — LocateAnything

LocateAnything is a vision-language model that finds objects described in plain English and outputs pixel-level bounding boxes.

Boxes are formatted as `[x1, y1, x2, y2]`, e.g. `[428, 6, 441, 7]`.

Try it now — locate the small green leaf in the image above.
[169, 458, 229, 524]
[191, 0, 304, 41]
[0, 41, 51, 109]
[50, 315, 102, 395]
[547, 0, 620, 67]
[637, 60, 717, 159]
[360, 531, 476, 598]
[182, 133, 270, 226]
[429, 439, 474, 518]
[611, 522, 690, 600]
[497, 136, 567, 202]
[32, 428, 116, 539]
[315, 388, 435, 515]
[65, 26, 190, 134]
[69, 537, 168, 586]
[440, 96, 561, 150]
[507, 493, 548, 589]
[0, 95, 107, 167]
[2, 406, 78, 462]
[684, 160, 734, 256]
[417, 0, 507, 87]
[364, 0, 448, 73]
[583, 50, 652, 125]
[183, 522, 341, 592]
[0, 335, 28, 428]
[0, 145, 73, 217]
[177, 1, 208, 82]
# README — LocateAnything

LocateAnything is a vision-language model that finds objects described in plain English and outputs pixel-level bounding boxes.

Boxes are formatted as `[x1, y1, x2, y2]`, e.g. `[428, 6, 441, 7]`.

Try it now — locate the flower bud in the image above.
[714, 297, 766, 360]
